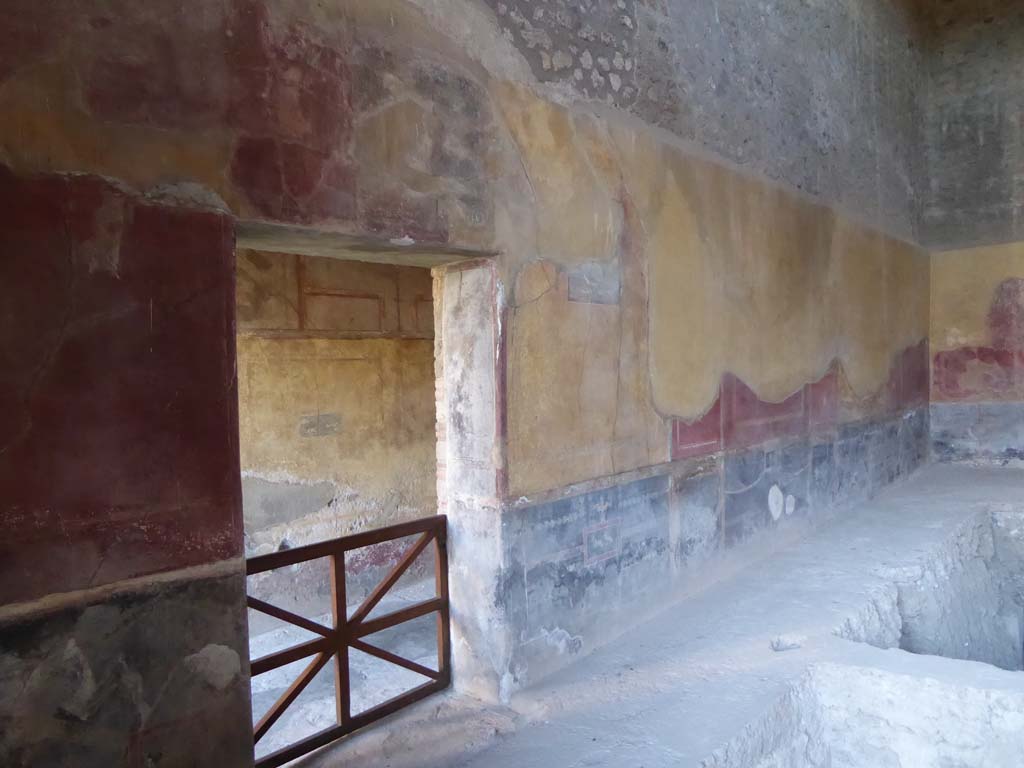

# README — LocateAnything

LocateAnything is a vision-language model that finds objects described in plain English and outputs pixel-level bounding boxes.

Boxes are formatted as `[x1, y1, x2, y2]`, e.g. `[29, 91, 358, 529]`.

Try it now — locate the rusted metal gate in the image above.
[246, 515, 451, 767]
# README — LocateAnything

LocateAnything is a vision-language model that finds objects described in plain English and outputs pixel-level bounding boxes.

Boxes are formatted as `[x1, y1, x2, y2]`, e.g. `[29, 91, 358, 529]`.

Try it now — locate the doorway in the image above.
[232, 223, 503, 762]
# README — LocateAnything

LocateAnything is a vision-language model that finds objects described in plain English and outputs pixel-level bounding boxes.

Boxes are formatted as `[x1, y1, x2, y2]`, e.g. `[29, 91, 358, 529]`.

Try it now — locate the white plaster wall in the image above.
[434, 261, 512, 702]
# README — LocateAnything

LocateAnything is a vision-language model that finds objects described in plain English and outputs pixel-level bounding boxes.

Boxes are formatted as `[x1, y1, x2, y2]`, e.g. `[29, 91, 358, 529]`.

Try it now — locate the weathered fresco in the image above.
[919, 2, 1024, 461]
[0, 166, 251, 766]
[484, 0, 925, 243]
[0, 0, 504, 251]
[500, 85, 930, 496]
[931, 243, 1024, 462]
[236, 252, 436, 555]
[0, 0, 937, 754]
[237, 251, 437, 620]
[0, 168, 241, 608]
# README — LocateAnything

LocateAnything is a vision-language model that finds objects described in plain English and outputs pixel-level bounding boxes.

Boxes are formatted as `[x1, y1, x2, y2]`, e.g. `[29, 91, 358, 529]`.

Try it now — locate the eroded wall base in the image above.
[931, 402, 1024, 463]
[0, 572, 252, 768]
[497, 407, 929, 691]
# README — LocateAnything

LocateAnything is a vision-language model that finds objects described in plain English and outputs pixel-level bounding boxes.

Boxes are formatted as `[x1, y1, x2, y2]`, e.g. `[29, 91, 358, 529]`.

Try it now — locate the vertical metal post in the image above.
[329, 551, 351, 725]
[433, 527, 451, 685]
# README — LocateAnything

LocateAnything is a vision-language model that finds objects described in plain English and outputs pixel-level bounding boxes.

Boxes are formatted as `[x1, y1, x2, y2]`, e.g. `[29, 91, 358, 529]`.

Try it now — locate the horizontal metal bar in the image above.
[349, 598, 445, 639]
[349, 638, 440, 681]
[254, 651, 331, 744]
[253, 679, 448, 768]
[348, 531, 434, 627]
[247, 515, 447, 574]
[247, 597, 332, 638]
[251, 636, 333, 677]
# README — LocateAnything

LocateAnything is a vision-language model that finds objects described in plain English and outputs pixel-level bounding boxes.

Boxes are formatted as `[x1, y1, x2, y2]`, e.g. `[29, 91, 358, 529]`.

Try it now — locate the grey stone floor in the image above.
[292, 464, 1024, 768]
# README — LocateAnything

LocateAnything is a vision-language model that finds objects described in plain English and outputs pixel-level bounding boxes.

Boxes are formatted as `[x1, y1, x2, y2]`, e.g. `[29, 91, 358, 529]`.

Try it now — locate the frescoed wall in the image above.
[0, 1, 935, 756]
[493, 87, 930, 687]
[931, 244, 1024, 462]
[0, 166, 252, 766]
[236, 251, 438, 618]
[236, 252, 437, 555]
[498, 90, 929, 499]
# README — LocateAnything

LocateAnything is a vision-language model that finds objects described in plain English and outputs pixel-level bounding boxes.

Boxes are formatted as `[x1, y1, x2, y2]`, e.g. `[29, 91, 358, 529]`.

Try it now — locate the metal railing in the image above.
[246, 515, 451, 767]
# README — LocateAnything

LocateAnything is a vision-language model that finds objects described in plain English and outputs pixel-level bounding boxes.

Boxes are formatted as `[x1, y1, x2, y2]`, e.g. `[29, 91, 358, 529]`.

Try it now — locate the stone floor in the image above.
[293, 464, 1024, 768]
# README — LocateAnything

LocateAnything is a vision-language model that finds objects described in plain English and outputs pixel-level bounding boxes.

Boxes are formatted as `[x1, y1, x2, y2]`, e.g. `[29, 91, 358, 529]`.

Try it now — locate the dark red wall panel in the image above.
[671, 393, 722, 461]
[0, 166, 242, 606]
[721, 373, 808, 451]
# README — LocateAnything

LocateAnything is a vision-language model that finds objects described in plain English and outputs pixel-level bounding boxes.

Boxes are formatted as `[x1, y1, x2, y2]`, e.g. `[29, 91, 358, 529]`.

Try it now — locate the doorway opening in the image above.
[236, 246, 440, 760]
[230, 218, 504, 763]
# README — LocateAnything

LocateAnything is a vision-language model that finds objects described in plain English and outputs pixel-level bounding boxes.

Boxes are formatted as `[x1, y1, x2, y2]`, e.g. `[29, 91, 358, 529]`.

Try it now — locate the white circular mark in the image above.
[184, 644, 240, 691]
[768, 485, 784, 521]
[786, 495, 796, 516]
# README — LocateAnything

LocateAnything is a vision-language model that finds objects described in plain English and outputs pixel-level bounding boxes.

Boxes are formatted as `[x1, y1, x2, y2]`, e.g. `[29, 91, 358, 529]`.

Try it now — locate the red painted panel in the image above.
[807, 364, 840, 431]
[898, 340, 929, 409]
[0, 166, 242, 605]
[671, 393, 722, 460]
[932, 346, 1016, 402]
[225, 0, 358, 224]
[226, 0, 353, 152]
[0, 1, 70, 85]
[988, 278, 1024, 351]
[722, 373, 807, 450]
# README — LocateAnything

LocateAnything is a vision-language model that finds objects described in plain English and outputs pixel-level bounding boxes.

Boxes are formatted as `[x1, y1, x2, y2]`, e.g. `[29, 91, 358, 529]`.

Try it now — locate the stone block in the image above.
[0, 575, 252, 768]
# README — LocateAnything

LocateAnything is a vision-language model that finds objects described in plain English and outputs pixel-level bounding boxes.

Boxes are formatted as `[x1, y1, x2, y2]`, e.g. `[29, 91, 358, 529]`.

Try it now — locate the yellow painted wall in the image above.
[0, 0, 931, 502]
[236, 252, 437, 546]
[496, 84, 929, 495]
[931, 242, 1024, 351]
